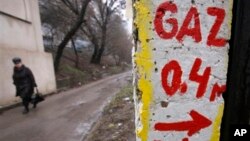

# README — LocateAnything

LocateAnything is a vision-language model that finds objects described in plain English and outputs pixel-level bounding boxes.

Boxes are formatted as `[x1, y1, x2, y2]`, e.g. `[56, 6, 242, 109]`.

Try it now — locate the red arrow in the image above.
[154, 110, 212, 136]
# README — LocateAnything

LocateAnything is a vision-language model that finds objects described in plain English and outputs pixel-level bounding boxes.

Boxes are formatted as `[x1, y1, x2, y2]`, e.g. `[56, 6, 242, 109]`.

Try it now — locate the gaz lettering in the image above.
[154, 1, 226, 47]
[161, 58, 226, 101]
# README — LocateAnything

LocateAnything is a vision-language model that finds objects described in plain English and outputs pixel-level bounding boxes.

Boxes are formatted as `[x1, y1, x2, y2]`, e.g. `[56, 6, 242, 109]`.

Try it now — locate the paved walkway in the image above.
[0, 72, 131, 141]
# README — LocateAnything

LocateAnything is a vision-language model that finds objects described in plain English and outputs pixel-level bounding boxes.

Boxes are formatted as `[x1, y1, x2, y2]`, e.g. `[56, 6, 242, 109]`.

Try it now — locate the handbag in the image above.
[31, 88, 45, 104]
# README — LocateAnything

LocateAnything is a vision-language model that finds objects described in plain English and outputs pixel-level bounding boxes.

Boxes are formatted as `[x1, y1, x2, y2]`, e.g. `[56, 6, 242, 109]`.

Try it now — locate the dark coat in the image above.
[12, 65, 37, 98]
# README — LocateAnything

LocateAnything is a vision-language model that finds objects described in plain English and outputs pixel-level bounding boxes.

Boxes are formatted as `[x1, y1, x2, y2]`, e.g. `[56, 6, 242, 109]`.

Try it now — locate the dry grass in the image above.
[84, 84, 135, 141]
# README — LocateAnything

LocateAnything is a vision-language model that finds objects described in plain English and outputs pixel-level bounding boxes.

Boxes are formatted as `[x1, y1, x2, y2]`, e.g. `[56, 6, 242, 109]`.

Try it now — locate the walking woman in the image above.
[12, 57, 37, 114]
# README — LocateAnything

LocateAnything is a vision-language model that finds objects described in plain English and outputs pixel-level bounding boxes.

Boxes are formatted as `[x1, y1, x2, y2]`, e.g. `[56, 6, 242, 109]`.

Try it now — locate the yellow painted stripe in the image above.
[210, 104, 224, 141]
[134, 1, 154, 141]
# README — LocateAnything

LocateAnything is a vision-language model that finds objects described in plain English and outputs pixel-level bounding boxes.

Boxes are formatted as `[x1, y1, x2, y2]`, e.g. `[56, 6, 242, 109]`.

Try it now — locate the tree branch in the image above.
[61, 0, 79, 15]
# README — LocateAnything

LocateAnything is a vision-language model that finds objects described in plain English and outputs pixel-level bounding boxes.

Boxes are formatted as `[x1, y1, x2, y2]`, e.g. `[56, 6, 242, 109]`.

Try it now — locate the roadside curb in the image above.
[0, 91, 58, 113]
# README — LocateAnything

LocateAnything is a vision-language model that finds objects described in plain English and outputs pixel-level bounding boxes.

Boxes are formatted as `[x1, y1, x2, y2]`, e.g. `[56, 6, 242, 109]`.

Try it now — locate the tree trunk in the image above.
[95, 46, 105, 64]
[93, 22, 107, 64]
[90, 46, 99, 64]
[71, 39, 79, 68]
[54, 0, 91, 72]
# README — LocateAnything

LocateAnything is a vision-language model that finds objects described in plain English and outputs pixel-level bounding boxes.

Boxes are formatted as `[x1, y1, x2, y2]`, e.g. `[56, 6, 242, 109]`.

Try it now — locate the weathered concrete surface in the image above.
[0, 72, 131, 141]
[133, 0, 233, 141]
[0, 0, 43, 51]
[0, 0, 56, 106]
[0, 0, 29, 21]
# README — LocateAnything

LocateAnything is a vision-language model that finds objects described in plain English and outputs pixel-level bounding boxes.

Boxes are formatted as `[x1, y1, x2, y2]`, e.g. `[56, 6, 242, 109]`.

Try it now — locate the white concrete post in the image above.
[133, 0, 233, 141]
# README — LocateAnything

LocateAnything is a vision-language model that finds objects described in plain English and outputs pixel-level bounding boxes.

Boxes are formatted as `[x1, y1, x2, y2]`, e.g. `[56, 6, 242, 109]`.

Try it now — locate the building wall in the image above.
[0, 0, 56, 107]
[133, 0, 233, 141]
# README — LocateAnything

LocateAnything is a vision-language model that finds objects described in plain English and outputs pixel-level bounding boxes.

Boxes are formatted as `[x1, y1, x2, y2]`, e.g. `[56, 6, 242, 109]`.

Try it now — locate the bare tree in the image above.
[53, 0, 91, 71]
[81, 0, 126, 64]
[106, 15, 133, 64]
[40, 0, 74, 41]
[40, 0, 90, 71]
[40, 0, 130, 69]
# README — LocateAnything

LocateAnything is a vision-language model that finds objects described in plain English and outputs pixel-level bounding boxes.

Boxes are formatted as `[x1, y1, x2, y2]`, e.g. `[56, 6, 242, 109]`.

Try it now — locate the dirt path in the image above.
[0, 72, 131, 141]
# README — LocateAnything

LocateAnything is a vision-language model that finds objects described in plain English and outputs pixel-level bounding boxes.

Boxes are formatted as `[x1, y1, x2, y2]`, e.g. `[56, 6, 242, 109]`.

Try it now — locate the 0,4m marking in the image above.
[161, 58, 226, 101]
